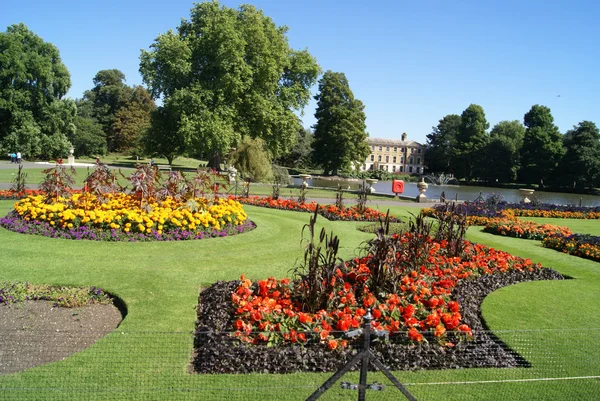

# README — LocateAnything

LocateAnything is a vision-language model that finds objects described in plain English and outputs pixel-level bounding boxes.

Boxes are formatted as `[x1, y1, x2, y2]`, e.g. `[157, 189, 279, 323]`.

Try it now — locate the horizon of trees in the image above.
[425, 103, 599, 190]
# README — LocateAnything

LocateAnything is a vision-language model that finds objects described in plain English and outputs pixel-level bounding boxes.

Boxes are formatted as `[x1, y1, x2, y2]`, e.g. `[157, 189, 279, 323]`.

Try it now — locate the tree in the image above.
[311, 71, 369, 175]
[139, 1, 320, 167]
[519, 105, 564, 185]
[276, 127, 314, 169]
[142, 106, 186, 166]
[0, 23, 73, 159]
[112, 86, 156, 153]
[452, 104, 489, 181]
[560, 121, 600, 189]
[479, 120, 525, 183]
[229, 137, 274, 182]
[425, 114, 460, 174]
[82, 69, 131, 151]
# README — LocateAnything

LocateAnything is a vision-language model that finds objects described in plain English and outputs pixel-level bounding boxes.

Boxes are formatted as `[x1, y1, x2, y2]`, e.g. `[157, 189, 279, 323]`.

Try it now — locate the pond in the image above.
[291, 177, 600, 206]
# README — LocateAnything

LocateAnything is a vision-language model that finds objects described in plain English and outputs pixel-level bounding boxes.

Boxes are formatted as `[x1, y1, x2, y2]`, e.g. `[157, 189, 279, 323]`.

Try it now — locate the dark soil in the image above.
[191, 268, 564, 374]
[0, 301, 122, 374]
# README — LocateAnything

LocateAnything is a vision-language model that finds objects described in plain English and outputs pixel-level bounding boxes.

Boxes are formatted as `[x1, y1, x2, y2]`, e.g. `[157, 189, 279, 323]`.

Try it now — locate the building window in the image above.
[417, 157, 421, 164]
[370, 154, 374, 161]
[379, 146, 382, 151]
[416, 167, 420, 173]
[385, 156, 389, 162]
[410, 157, 414, 164]
[402, 147, 406, 153]
[386, 146, 390, 151]
[394, 146, 397, 152]
[401, 157, 404, 163]
[393, 156, 396, 163]
[409, 166, 413, 173]
[378, 155, 382, 162]
[371, 145, 374, 150]
[418, 148, 422, 153]
[400, 166, 404, 172]
[392, 165, 396, 172]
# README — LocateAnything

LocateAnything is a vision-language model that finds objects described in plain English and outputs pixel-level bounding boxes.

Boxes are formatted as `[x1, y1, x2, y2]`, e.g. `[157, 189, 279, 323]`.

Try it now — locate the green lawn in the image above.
[0, 201, 598, 400]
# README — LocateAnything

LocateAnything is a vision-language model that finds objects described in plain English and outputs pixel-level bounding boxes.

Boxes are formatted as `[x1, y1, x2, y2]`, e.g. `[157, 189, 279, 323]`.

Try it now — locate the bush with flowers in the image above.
[192, 208, 563, 373]
[0, 162, 254, 241]
[483, 219, 573, 240]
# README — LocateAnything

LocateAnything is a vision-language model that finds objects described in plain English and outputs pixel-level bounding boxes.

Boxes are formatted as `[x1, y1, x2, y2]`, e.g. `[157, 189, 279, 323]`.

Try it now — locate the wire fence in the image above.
[0, 328, 599, 400]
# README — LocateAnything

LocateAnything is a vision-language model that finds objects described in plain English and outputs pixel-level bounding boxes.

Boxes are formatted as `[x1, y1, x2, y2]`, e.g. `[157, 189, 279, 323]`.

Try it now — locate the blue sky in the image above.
[3, 0, 599, 144]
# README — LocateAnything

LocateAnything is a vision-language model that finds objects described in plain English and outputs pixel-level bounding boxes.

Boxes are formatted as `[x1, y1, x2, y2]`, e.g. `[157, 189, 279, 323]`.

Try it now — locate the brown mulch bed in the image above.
[0, 301, 122, 374]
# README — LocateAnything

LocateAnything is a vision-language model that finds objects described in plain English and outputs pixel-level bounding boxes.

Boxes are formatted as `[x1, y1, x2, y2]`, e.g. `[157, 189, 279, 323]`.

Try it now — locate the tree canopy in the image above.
[139, 1, 320, 166]
[479, 120, 525, 183]
[425, 114, 460, 174]
[560, 121, 600, 188]
[520, 104, 564, 185]
[311, 71, 369, 175]
[0, 23, 73, 159]
[452, 104, 489, 180]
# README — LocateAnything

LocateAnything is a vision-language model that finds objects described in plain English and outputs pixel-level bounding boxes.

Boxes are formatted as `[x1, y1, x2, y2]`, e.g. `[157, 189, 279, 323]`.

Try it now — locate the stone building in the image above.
[361, 133, 425, 174]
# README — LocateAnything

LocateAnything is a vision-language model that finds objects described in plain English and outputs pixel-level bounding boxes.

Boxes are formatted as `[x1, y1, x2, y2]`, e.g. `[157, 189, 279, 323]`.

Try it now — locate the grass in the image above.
[0, 201, 599, 400]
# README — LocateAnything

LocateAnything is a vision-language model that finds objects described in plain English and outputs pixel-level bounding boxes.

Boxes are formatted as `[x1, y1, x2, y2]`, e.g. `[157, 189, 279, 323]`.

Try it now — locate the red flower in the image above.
[408, 327, 423, 342]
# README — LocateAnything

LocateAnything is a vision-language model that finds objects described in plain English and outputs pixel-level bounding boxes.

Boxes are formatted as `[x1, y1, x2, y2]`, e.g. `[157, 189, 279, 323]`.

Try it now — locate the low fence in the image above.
[1, 328, 599, 400]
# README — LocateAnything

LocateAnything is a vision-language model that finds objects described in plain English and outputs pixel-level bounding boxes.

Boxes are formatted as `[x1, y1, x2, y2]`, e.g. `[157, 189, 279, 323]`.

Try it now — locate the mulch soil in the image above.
[0, 301, 122, 374]
[191, 268, 564, 374]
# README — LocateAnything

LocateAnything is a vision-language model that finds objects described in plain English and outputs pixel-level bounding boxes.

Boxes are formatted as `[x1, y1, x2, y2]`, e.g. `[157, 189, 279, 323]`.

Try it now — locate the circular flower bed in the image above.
[1, 193, 255, 241]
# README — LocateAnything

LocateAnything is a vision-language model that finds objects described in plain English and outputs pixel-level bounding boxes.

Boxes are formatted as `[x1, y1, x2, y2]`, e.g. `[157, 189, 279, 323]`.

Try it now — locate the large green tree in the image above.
[139, 1, 320, 167]
[452, 104, 489, 181]
[425, 114, 460, 173]
[0, 23, 73, 159]
[311, 71, 369, 176]
[112, 86, 156, 153]
[560, 121, 600, 189]
[479, 120, 525, 183]
[82, 69, 132, 151]
[519, 105, 564, 185]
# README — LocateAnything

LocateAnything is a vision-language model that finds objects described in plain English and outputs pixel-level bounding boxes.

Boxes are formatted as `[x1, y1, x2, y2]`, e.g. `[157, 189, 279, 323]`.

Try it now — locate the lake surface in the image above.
[292, 177, 600, 206]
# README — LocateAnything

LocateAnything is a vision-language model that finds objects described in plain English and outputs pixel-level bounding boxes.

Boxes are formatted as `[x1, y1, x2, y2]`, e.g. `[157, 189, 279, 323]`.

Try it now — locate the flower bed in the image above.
[483, 219, 573, 240]
[427, 200, 600, 222]
[543, 233, 600, 263]
[231, 196, 399, 222]
[191, 223, 563, 373]
[0, 193, 255, 241]
[0, 189, 45, 200]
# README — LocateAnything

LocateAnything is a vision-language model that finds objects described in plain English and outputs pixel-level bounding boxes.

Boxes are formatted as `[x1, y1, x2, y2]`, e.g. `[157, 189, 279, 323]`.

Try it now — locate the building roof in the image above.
[367, 137, 422, 147]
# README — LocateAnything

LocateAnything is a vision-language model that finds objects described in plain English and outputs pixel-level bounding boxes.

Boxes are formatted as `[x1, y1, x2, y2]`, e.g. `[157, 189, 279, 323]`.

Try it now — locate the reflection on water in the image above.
[291, 178, 600, 206]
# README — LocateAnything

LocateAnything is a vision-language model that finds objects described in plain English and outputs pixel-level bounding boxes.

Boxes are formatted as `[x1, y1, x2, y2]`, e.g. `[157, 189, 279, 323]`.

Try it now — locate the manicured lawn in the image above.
[0, 201, 599, 400]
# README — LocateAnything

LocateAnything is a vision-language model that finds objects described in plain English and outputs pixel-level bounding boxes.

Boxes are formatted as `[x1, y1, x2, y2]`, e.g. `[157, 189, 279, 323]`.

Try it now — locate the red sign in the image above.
[392, 180, 404, 194]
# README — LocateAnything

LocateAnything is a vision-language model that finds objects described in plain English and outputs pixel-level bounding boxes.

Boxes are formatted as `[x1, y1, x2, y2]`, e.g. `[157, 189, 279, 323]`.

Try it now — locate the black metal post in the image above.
[358, 309, 373, 401]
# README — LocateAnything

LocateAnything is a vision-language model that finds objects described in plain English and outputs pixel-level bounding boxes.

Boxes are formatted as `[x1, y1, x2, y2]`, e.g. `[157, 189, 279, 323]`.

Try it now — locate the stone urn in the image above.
[416, 178, 429, 203]
[298, 174, 311, 189]
[365, 178, 378, 194]
[519, 188, 535, 204]
[67, 147, 75, 165]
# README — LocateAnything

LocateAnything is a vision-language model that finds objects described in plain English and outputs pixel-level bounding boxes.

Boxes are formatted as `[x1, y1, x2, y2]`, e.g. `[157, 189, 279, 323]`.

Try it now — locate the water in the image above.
[292, 177, 600, 206]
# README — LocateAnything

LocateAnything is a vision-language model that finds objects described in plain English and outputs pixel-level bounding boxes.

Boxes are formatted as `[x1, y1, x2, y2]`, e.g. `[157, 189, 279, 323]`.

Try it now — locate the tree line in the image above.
[425, 104, 600, 190]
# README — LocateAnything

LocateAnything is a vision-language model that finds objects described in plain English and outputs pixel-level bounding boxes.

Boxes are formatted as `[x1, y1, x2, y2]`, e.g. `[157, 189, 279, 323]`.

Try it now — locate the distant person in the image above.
[16, 151, 21, 164]
[150, 158, 154, 166]
[10, 152, 16, 163]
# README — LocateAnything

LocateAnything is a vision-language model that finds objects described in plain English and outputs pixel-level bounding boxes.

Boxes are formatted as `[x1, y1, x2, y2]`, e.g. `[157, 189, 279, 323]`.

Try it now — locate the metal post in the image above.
[358, 309, 373, 401]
